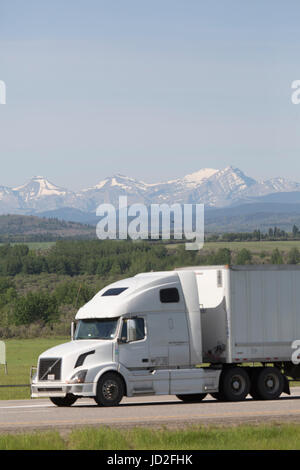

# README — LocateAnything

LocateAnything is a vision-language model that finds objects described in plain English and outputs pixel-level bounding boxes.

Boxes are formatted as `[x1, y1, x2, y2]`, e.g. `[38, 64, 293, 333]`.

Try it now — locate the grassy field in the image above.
[5, 239, 300, 254]
[0, 241, 56, 251]
[19, 241, 56, 251]
[205, 240, 300, 252]
[167, 240, 300, 252]
[1, 423, 300, 450]
[0, 337, 68, 400]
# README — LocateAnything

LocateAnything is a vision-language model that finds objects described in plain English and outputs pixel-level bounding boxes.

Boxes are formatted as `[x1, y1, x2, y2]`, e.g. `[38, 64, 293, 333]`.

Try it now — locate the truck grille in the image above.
[38, 358, 62, 381]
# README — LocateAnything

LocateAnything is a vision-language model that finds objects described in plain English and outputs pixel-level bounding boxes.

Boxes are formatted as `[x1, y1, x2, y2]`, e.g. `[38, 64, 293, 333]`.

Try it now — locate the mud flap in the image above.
[283, 375, 291, 395]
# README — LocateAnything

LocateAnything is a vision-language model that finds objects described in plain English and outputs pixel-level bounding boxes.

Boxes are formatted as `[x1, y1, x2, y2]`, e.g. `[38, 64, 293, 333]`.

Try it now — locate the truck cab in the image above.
[31, 270, 221, 406]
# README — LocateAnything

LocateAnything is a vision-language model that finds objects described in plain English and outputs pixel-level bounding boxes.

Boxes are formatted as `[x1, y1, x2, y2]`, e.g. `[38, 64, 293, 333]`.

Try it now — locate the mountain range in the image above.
[2, 166, 300, 231]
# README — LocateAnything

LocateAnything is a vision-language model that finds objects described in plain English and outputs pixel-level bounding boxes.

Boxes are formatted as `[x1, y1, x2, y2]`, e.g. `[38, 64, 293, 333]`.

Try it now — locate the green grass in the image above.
[0, 241, 56, 251]
[0, 337, 68, 400]
[167, 240, 300, 253]
[205, 240, 300, 252]
[1, 423, 300, 450]
[21, 242, 56, 251]
[0, 431, 65, 450]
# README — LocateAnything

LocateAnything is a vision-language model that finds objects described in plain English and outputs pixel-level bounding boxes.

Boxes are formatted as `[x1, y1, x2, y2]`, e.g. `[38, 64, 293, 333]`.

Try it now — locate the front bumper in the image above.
[31, 381, 95, 398]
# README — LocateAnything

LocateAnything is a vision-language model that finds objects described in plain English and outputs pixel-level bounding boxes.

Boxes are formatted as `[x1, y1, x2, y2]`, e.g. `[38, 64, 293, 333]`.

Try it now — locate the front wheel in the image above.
[176, 393, 207, 402]
[50, 394, 77, 407]
[94, 372, 124, 407]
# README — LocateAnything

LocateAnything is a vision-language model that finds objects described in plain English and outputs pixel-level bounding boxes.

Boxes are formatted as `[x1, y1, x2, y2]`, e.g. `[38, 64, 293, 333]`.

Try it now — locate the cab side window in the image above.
[121, 318, 145, 342]
[160, 288, 180, 303]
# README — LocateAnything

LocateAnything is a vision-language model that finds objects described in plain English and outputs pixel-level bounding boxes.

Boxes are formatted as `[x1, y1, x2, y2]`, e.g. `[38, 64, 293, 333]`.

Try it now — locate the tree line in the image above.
[1, 239, 300, 279]
[206, 226, 300, 242]
[1, 239, 300, 335]
[0, 240, 222, 277]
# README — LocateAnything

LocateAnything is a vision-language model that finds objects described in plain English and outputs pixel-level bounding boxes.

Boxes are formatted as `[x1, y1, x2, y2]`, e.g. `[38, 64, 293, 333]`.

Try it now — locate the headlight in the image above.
[67, 369, 88, 384]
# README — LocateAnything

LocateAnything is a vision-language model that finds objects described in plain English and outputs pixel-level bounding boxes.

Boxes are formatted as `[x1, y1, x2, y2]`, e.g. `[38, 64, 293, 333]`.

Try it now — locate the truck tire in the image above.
[176, 393, 207, 402]
[250, 367, 284, 400]
[94, 372, 124, 407]
[219, 367, 250, 402]
[50, 394, 77, 407]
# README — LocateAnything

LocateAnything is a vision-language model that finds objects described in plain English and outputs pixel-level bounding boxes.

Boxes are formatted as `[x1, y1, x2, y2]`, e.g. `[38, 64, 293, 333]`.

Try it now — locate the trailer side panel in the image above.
[230, 266, 300, 362]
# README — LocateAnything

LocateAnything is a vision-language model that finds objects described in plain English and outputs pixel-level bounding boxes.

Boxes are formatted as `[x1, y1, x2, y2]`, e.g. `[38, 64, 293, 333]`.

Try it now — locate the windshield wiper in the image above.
[76, 336, 110, 340]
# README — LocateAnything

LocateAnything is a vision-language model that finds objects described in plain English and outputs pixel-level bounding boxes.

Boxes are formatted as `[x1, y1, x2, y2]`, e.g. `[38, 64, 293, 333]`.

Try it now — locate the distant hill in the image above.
[37, 207, 99, 225]
[39, 203, 300, 233]
[0, 214, 96, 242]
[205, 203, 300, 232]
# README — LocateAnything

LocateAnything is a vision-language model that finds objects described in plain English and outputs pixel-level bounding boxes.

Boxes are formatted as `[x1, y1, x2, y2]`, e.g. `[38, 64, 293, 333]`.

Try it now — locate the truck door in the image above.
[117, 316, 150, 369]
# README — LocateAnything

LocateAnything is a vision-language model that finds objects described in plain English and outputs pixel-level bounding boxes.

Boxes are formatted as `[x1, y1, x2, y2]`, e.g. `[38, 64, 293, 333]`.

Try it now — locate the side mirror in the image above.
[127, 319, 137, 342]
[71, 322, 76, 341]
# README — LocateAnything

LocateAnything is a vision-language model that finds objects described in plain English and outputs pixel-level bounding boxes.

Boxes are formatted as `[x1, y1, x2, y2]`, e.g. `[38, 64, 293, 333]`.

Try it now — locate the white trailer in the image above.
[31, 265, 300, 406]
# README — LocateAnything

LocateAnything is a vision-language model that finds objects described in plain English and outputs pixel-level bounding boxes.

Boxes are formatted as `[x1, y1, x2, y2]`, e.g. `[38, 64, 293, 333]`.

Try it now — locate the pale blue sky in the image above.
[1, 1, 300, 190]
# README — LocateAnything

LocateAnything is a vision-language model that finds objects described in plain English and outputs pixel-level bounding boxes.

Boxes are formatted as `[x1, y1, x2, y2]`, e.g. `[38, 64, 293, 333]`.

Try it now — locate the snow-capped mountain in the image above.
[13, 176, 69, 201]
[1, 167, 300, 215]
[0, 185, 22, 213]
[80, 174, 151, 209]
[10, 176, 78, 212]
[183, 168, 219, 187]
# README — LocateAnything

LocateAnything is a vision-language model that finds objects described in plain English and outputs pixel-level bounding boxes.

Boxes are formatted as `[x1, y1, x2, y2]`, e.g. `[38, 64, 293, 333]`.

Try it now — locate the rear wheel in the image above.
[250, 367, 284, 400]
[176, 393, 207, 402]
[94, 372, 124, 407]
[50, 394, 77, 407]
[219, 367, 250, 402]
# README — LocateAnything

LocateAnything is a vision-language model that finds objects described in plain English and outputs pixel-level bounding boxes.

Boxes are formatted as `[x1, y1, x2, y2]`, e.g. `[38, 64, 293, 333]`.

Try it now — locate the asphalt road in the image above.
[2, 388, 300, 433]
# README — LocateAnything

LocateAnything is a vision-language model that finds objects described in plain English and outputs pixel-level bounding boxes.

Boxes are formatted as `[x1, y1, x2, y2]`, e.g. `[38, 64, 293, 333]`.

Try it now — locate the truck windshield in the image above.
[75, 319, 118, 340]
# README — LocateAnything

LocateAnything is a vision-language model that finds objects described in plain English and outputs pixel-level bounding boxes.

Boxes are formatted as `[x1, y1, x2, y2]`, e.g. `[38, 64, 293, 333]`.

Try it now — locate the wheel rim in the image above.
[230, 374, 246, 395]
[102, 379, 119, 401]
[264, 373, 279, 393]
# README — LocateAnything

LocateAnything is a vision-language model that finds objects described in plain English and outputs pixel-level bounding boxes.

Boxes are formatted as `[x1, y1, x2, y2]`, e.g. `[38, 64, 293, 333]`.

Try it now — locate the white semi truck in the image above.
[31, 265, 300, 406]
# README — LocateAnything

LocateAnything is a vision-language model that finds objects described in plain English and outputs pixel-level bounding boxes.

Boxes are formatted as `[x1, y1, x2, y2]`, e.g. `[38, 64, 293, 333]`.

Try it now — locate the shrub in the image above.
[287, 247, 300, 264]
[13, 292, 59, 326]
[270, 248, 284, 264]
[54, 281, 95, 308]
[236, 248, 252, 265]
[207, 248, 231, 265]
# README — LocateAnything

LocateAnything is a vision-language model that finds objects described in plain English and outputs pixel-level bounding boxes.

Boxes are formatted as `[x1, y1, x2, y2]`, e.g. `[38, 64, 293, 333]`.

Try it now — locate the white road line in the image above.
[0, 404, 54, 410]
[0, 409, 53, 416]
